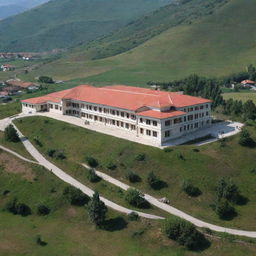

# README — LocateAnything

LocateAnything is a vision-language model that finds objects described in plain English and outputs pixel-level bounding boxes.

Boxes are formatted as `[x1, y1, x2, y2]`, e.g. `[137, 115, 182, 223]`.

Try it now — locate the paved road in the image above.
[8, 122, 163, 220]
[82, 164, 256, 238]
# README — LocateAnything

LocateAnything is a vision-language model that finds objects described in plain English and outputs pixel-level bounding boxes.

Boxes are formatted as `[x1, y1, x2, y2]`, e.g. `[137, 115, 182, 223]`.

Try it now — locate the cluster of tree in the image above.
[148, 74, 223, 108]
[213, 178, 246, 220]
[222, 99, 256, 121]
[162, 217, 208, 250]
[4, 124, 20, 142]
[239, 129, 255, 147]
[87, 169, 101, 183]
[5, 198, 31, 216]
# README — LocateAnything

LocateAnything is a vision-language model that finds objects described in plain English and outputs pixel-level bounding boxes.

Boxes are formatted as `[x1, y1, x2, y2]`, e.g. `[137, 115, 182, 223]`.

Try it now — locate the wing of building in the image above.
[21, 85, 212, 146]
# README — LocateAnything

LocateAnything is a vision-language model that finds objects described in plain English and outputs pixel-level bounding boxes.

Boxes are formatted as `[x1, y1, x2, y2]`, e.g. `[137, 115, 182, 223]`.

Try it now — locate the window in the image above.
[206, 104, 209, 108]
[125, 123, 129, 129]
[188, 115, 193, 121]
[153, 121, 157, 126]
[99, 107, 102, 113]
[94, 106, 97, 111]
[165, 131, 170, 137]
[131, 115, 136, 120]
[184, 116, 187, 122]
[81, 113, 85, 117]
[140, 128, 144, 134]
[190, 107, 193, 112]
[180, 127, 183, 132]
[146, 130, 151, 136]
[126, 113, 130, 118]
[165, 120, 170, 126]
[121, 112, 124, 117]
[50, 104, 53, 109]
[153, 131, 157, 137]
[121, 122, 124, 127]
[94, 116, 98, 121]
[131, 125, 136, 130]
[117, 121, 120, 126]
[112, 120, 115, 125]
[116, 111, 119, 116]
[89, 105, 92, 110]
[146, 119, 151, 125]
[140, 118, 143, 123]
[55, 105, 58, 110]
[195, 106, 199, 111]
[81, 104, 85, 108]
[200, 105, 204, 109]
[206, 112, 209, 116]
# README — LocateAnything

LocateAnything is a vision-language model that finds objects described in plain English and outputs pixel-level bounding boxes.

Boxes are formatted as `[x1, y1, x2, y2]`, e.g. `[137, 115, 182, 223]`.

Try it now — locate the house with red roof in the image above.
[241, 80, 255, 88]
[21, 85, 212, 145]
[1, 64, 15, 72]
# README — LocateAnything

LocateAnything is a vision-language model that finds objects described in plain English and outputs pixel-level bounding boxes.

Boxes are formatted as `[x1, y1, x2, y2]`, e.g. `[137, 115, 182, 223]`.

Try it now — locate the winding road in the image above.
[0, 114, 256, 238]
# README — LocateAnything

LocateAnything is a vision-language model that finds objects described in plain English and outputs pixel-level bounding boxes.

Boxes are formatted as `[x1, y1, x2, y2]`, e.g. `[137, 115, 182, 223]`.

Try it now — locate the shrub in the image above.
[47, 149, 56, 157]
[147, 171, 160, 189]
[162, 218, 207, 250]
[106, 162, 117, 170]
[5, 198, 31, 216]
[55, 151, 66, 160]
[38, 76, 54, 84]
[125, 188, 149, 208]
[47, 149, 66, 160]
[87, 169, 101, 183]
[215, 199, 236, 220]
[86, 156, 99, 168]
[33, 137, 42, 147]
[181, 180, 201, 197]
[4, 124, 20, 142]
[63, 186, 89, 206]
[125, 170, 140, 183]
[164, 147, 173, 153]
[192, 148, 200, 152]
[135, 153, 145, 161]
[127, 211, 139, 221]
[37, 205, 50, 216]
[239, 129, 254, 147]
[36, 235, 47, 246]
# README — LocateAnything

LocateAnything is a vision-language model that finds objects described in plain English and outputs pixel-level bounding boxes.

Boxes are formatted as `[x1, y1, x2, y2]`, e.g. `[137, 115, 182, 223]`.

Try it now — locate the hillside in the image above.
[27, 0, 256, 85]
[0, 0, 48, 19]
[0, 0, 172, 52]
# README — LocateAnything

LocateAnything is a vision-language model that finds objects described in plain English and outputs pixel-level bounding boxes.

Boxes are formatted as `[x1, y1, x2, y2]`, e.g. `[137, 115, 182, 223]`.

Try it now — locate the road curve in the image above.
[82, 164, 256, 239]
[9, 122, 163, 220]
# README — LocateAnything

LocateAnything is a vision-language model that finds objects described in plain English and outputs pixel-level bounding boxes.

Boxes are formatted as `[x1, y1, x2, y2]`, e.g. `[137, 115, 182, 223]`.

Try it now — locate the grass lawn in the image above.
[14, 116, 256, 231]
[222, 92, 256, 104]
[1, 146, 256, 256]
[0, 102, 21, 119]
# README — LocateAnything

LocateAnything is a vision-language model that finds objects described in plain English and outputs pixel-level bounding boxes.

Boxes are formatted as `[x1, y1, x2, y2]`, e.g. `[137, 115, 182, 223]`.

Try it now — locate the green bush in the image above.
[215, 199, 236, 220]
[125, 170, 141, 183]
[135, 153, 146, 161]
[37, 205, 50, 216]
[162, 217, 207, 250]
[4, 124, 20, 142]
[106, 162, 117, 170]
[5, 198, 32, 216]
[87, 169, 101, 183]
[147, 171, 162, 190]
[63, 186, 89, 206]
[36, 235, 47, 246]
[181, 180, 201, 197]
[38, 76, 54, 84]
[86, 156, 99, 168]
[239, 129, 255, 147]
[125, 188, 149, 208]
[127, 211, 139, 221]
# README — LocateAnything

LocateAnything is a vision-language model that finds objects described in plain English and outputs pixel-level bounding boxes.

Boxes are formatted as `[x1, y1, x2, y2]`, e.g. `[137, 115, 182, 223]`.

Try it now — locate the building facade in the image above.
[21, 85, 212, 146]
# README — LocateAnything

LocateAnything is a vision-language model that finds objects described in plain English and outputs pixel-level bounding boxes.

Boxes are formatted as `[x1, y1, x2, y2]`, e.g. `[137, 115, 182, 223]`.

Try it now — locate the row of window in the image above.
[81, 113, 136, 130]
[183, 104, 209, 112]
[139, 118, 158, 127]
[50, 104, 62, 111]
[140, 128, 158, 137]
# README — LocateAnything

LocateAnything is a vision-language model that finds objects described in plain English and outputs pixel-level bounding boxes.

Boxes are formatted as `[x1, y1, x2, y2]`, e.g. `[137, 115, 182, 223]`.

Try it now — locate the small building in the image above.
[241, 80, 255, 88]
[1, 64, 15, 72]
[2, 86, 20, 95]
[5, 79, 38, 90]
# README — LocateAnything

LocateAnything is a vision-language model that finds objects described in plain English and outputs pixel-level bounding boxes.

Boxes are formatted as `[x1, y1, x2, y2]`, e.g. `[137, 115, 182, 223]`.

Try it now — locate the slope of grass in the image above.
[0, 101, 21, 119]
[30, 0, 256, 84]
[0, 0, 172, 52]
[223, 92, 256, 104]
[2, 144, 256, 255]
[14, 116, 256, 231]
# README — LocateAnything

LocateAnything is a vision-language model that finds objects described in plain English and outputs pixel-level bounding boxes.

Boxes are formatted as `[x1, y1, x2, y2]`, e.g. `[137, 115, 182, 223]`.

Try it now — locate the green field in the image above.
[24, 0, 256, 85]
[2, 146, 256, 255]
[14, 116, 256, 231]
[223, 92, 256, 104]
[0, 102, 21, 119]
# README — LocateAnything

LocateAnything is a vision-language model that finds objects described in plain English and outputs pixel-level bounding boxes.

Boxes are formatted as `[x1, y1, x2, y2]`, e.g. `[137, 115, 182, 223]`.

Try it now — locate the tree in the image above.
[63, 186, 89, 206]
[181, 180, 201, 197]
[125, 170, 140, 183]
[239, 129, 254, 147]
[37, 205, 50, 216]
[147, 171, 160, 189]
[215, 199, 236, 220]
[38, 76, 54, 84]
[87, 192, 107, 226]
[4, 124, 20, 142]
[85, 156, 99, 168]
[125, 188, 149, 208]
[87, 169, 101, 183]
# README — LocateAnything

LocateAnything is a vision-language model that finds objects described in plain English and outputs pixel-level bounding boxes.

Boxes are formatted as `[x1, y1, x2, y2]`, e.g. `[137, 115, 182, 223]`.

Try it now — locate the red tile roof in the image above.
[241, 80, 255, 84]
[137, 110, 186, 119]
[6, 80, 35, 88]
[22, 85, 211, 115]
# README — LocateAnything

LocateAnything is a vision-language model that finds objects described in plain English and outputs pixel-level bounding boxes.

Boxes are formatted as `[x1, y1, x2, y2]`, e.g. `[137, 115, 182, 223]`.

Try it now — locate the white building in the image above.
[21, 85, 212, 146]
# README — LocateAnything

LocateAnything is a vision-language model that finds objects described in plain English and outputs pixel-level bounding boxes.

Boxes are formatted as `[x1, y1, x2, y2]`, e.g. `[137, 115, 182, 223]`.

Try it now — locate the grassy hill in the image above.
[27, 0, 256, 85]
[0, 0, 172, 52]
